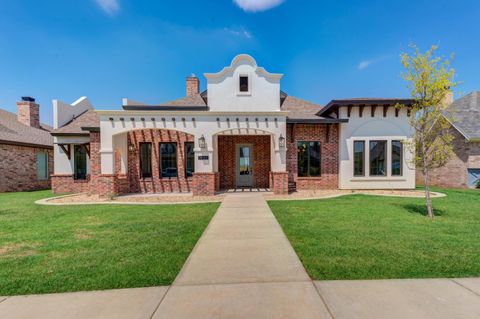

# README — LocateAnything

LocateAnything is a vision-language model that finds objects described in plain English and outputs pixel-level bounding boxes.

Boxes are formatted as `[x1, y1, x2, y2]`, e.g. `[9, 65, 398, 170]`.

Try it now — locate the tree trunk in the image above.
[422, 165, 434, 218]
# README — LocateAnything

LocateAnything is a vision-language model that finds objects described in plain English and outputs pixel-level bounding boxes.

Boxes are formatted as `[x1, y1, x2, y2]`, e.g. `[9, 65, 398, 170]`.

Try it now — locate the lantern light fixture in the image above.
[278, 134, 286, 148]
[198, 135, 206, 149]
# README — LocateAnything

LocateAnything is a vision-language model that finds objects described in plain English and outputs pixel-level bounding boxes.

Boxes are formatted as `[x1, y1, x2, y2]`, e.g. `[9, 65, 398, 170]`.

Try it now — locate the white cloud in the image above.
[94, 0, 120, 15]
[224, 27, 252, 39]
[357, 54, 393, 70]
[233, 0, 284, 12]
[358, 60, 373, 70]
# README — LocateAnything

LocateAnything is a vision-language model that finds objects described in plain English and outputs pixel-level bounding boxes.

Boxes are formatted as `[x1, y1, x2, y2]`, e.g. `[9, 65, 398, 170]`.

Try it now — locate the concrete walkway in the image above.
[1, 193, 479, 318]
[153, 193, 331, 318]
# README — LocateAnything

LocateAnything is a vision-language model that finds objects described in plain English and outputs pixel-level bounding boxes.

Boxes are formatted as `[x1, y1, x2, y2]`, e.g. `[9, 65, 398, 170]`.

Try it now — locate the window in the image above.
[467, 169, 480, 188]
[74, 145, 87, 180]
[391, 140, 403, 176]
[353, 141, 365, 176]
[297, 141, 321, 177]
[37, 152, 48, 180]
[239, 75, 249, 92]
[139, 143, 152, 178]
[369, 140, 387, 176]
[160, 143, 178, 178]
[185, 142, 195, 178]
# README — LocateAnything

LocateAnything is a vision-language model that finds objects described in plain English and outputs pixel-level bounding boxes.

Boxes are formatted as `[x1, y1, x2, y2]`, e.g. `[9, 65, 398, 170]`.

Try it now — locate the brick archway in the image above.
[126, 129, 195, 193]
[217, 135, 271, 189]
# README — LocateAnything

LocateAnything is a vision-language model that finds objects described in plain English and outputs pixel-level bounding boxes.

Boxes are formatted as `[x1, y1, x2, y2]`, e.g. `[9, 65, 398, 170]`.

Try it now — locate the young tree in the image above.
[399, 45, 458, 218]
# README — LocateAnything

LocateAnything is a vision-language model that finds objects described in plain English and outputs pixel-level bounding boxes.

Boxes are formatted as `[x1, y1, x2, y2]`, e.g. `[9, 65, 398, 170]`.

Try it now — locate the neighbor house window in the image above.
[74, 145, 87, 180]
[37, 151, 48, 180]
[239, 75, 249, 92]
[297, 141, 321, 177]
[353, 141, 365, 176]
[391, 140, 403, 176]
[160, 143, 178, 178]
[139, 143, 152, 178]
[369, 140, 386, 176]
[185, 142, 195, 178]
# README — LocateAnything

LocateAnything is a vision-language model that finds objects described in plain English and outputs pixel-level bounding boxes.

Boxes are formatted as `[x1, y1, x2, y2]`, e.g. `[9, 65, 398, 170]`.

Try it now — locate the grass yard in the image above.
[268, 188, 480, 280]
[0, 191, 219, 296]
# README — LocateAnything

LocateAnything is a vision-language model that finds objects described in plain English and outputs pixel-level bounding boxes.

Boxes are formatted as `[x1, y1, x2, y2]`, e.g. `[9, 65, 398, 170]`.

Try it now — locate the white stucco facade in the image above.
[51, 53, 416, 193]
[338, 106, 415, 189]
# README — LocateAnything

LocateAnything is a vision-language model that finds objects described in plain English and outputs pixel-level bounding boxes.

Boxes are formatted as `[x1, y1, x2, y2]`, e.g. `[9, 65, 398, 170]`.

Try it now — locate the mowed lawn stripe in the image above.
[0, 191, 219, 296]
[268, 188, 480, 280]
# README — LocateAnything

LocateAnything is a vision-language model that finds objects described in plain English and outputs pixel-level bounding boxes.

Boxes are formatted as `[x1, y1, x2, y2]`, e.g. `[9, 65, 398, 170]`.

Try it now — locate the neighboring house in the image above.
[51, 54, 415, 196]
[417, 91, 480, 188]
[0, 97, 53, 192]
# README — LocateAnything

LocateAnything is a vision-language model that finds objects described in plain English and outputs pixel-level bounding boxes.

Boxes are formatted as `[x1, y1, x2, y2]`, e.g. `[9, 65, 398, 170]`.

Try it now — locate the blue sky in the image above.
[1, 0, 479, 125]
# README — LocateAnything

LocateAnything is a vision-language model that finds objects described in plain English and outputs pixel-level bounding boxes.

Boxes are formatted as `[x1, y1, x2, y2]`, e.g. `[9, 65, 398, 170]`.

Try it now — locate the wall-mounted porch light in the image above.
[128, 143, 136, 152]
[198, 135, 206, 149]
[278, 134, 286, 148]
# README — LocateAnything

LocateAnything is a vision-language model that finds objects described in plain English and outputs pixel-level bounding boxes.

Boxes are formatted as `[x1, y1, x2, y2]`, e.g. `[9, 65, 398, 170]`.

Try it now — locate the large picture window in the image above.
[185, 142, 195, 178]
[37, 151, 48, 180]
[353, 141, 365, 176]
[369, 140, 387, 176]
[391, 140, 403, 176]
[297, 141, 321, 177]
[139, 143, 152, 178]
[160, 143, 178, 178]
[74, 145, 87, 180]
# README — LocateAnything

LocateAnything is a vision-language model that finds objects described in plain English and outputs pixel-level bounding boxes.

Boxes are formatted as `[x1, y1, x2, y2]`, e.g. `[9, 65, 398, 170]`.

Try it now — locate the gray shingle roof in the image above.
[0, 108, 52, 147]
[51, 110, 99, 135]
[281, 96, 323, 119]
[447, 92, 480, 140]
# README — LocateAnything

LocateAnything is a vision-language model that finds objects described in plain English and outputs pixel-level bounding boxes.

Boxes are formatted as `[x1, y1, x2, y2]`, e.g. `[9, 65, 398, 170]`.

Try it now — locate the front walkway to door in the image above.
[153, 192, 332, 318]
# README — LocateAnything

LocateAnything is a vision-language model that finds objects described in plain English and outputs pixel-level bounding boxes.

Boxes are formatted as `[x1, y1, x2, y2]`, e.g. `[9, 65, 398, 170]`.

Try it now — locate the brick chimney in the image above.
[443, 90, 454, 105]
[17, 96, 40, 128]
[186, 75, 200, 96]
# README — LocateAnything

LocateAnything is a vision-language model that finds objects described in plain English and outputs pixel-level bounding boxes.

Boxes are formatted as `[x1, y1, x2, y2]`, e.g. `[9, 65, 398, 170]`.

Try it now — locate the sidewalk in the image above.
[0, 193, 479, 318]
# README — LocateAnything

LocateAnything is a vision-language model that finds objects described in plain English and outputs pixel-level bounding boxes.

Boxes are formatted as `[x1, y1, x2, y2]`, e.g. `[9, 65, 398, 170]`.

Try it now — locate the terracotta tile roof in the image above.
[51, 110, 99, 135]
[0, 108, 52, 147]
[446, 91, 480, 140]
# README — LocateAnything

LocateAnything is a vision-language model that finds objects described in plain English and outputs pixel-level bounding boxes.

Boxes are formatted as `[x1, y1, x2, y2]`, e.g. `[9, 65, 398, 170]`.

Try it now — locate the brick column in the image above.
[96, 174, 118, 197]
[271, 171, 288, 194]
[192, 172, 216, 196]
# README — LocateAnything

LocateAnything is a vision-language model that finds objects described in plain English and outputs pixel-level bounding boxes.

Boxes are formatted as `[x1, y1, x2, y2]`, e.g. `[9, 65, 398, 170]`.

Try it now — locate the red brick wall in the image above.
[286, 124, 339, 190]
[51, 174, 90, 194]
[127, 129, 194, 193]
[0, 143, 53, 192]
[417, 128, 480, 188]
[270, 171, 288, 194]
[192, 172, 217, 196]
[217, 135, 271, 189]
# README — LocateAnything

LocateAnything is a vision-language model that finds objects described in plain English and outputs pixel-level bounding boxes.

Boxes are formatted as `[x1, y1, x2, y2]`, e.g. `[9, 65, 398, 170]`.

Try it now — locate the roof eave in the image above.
[0, 139, 53, 149]
[317, 99, 416, 117]
[286, 118, 349, 124]
[50, 132, 90, 137]
[122, 105, 209, 111]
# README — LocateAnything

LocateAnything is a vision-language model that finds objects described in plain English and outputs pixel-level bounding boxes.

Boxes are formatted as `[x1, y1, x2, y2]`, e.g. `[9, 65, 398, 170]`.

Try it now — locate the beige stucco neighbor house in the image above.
[50, 54, 415, 196]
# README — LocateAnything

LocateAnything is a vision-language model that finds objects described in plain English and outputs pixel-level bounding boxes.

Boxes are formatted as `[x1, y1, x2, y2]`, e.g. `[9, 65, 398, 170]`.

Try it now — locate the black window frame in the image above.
[185, 142, 195, 178]
[160, 142, 178, 178]
[74, 144, 88, 180]
[239, 75, 249, 92]
[297, 141, 321, 177]
[353, 141, 365, 177]
[391, 140, 403, 176]
[369, 140, 387, 176]
[139, 142, 152, 178]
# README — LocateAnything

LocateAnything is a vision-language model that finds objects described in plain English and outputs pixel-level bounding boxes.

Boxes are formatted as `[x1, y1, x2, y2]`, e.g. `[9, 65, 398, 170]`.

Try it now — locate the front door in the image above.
[236, 144, 253, 187]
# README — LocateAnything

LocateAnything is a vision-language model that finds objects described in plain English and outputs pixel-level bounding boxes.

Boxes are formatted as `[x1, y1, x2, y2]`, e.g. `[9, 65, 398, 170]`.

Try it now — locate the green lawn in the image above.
[0, 190, 219, 296]
[268, 188, 480, 280]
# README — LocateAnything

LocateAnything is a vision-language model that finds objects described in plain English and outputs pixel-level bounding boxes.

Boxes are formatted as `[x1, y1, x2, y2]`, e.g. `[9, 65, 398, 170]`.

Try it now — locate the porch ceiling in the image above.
[215, 128, 273, 135]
